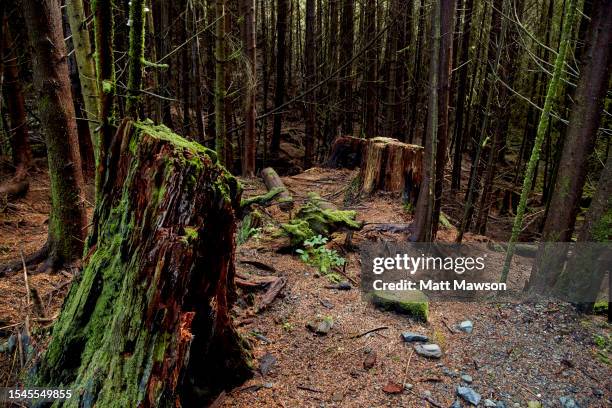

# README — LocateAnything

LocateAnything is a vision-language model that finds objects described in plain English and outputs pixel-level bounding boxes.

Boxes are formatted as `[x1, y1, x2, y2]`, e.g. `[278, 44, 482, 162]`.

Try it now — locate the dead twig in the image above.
[348, 326, 389, 339]
[401, 349, 415, 386]
[297, 385, 323, 393]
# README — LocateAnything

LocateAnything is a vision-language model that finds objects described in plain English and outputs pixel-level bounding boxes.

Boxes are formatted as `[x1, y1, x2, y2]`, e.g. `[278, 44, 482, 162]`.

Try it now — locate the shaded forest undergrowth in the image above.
[0, 163, 609, 407]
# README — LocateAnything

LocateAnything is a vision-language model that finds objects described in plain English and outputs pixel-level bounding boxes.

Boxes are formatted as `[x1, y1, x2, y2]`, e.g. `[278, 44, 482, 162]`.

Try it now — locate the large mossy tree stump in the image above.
[360, 137, 423, 203]
[34, 119, 251, 407]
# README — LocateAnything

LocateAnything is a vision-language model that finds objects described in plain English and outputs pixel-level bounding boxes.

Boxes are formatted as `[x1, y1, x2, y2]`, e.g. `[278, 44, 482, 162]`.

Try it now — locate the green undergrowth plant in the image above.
[296, 235, 345, 281]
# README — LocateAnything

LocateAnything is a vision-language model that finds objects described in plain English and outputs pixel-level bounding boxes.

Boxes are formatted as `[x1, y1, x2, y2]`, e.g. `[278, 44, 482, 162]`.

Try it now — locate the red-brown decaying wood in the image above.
[35, 119, 250, 406]
[360, 137, 423, 202]
[326, 136, 366, 169]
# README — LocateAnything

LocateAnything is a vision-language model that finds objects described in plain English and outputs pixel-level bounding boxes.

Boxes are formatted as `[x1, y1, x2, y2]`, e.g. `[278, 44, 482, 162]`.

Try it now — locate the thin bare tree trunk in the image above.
[23, 0, 87, 268]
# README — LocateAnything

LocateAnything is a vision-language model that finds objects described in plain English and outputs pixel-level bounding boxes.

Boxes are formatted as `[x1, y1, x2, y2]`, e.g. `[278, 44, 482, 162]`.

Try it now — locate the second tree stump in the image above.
[360, 137, 423, 202]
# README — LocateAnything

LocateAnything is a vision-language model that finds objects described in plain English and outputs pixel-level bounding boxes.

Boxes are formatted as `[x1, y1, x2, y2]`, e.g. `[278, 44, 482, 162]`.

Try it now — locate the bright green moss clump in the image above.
[280, 194, 362, 246]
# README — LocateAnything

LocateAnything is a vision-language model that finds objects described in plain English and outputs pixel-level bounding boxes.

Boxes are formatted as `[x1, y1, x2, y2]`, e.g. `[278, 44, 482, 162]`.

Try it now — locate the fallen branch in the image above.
[297, 385, 323, 393]
[348, 326, 389, 339]
[257, 277, 287, 312]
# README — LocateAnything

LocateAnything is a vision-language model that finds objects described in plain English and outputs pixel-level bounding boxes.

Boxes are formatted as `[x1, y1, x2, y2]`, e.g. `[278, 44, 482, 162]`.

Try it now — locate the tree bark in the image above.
[35, 119, 251, 406]
[360, 137, 423, 203]
[502, 0, 576, 283]
[413, 0, 440, 242]
[23, 0, 87, 267]
[303, 0, 316, 168]
[66, 0, 100, 161]
[431, 0, 456, 238]
[215, 0, 228, 164]
[529, 0, 611, 291]
[363, 0, 377, 138]
[126, 0, 146, 118]
[270, 0, 289, 155]
[339, 0, 355, 135]
[93, 0, 116, 203]
[242, 0, 257, 176]
[553, 152, 612, 309]
[1, 15, 32, 198]
[540, 0, 611, 243]
[261, 167, 294, 211]
[450, 0, 473, 192]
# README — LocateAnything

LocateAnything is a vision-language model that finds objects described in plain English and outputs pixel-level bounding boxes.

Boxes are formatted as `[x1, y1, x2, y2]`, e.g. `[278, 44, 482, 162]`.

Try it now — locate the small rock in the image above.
[320, 299, 334, 309]
[414, 343, 442, 359]
[559, 397, 579, 408]
[513, 403, 520, 408]
[331, 390, 344, 402]
[400, 332, 429, 343]
[363, 351, 377, 370]
[326, 282, 352, 290]
[252, 332, 272, 343]
[443, 367, 458, 377]
[259, 353, 277, 376]
[457, 386, 481, 406]
[403, 383, 413, 391]
[484, 399, 496, 407]
[382, 381, 403, 394]
[496, 403, 506, 408]
[458, 320, 474, 334]
[450, 400, 462, 408]
[593, 388, 604, 397]
[307, 317, 334, 335]
[423, 390, 432, 398]
[460, 374, 473, 384]
[263, 382, 274, 389]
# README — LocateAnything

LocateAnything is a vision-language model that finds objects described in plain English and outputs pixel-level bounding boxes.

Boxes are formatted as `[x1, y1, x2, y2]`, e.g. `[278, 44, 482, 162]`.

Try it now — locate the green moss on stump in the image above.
[370, 290, 429, 322]
[36, 119, 250, 407]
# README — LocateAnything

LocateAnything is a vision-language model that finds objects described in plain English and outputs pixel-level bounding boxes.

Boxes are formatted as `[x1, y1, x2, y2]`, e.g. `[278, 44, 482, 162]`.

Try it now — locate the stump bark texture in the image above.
[35, 119, 250, 407]
[360, 137, 423, 201]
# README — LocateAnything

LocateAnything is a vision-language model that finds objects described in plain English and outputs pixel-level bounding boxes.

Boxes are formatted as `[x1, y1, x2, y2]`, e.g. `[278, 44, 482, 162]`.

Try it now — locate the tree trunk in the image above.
[540, 0, 611, 243]
[450, 0, 473, 192]
[502, 0, 576, 283]
[215, 0, 228, 164]
[242, 0, 257, 176]
[270, 0, 288, 155]
[35, 119, 251, 406]
[363, 0, 377, 138]
[0, 16, 32, 198]
[93, 0, 116, 203]
[339, 0, 355, 135]
[66, 0, 100, 161]
[126, 0, 146, 118]
[553, 152, 612, 310]
[431, 0, 456, 238]
[303, 0, 316, 168]
[529, 0, 611, 291]
[23, 0, 87, 268]
[413, 0, 440, 242]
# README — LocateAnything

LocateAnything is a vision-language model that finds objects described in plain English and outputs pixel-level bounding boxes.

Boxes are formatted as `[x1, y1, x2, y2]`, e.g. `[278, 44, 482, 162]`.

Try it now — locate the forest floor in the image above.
[0, 165, 610, 407]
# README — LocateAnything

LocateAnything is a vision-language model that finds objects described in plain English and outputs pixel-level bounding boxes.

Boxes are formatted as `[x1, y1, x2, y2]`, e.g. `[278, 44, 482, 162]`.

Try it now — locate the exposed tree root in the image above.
[0, 243, 49, 277]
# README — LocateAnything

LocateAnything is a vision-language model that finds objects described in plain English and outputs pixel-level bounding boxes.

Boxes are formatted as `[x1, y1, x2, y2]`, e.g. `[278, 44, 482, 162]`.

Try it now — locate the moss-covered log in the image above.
[33, 119, 251, 407]
[360, 137, 423, 203]
[261, 167, 294, 211]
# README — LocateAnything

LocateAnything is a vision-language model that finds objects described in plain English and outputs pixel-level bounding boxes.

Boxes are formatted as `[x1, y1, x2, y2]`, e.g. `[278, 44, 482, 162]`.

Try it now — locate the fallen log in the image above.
[261, 167, 294, 211]
[360, 137, 423, 203]
[33, 119, 251, 406]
